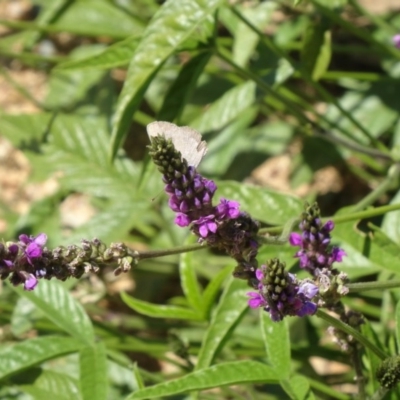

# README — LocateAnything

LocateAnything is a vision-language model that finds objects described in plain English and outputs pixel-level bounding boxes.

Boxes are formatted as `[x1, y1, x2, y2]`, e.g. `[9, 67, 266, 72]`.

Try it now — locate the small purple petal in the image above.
[26, 243, 42, 259]
[175, 214, 191, 227]
[19, 234, 30, 244]
[331, 247, 346, 262]
[298, 282, 319, 299]
[255, 269, 264, 281]
[247, 292, 266, 308]
[289, 233, 302, 246]
[323, 220, 334, 232]
[199, 224, 209, 237]
[297, 301, 317, 317]
[206, 221, 218, 234]
[24, 274, 38, 291]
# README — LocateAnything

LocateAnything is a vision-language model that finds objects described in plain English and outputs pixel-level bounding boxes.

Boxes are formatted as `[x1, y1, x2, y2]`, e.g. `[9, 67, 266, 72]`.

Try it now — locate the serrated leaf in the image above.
[80, 342, 108, 400]
[158, 51, 212, 122]
[42, 115, 139, 198]
[261, 311, 291, 379]
[0, 337, 82, 381]
[56, 35, 141, 70]
[18, 369, 81, 400]
[110, 0, 224, 160]
[191, 81, 256, 133]
[12, 280, 95, 345]
[196, 277, 248, 370]
[0, 113, 52, 147]
[121, 292, 203, 320]
[216, 180, 303, 225]
[179, 241, 203, 314]
[125, 360, 278, 399]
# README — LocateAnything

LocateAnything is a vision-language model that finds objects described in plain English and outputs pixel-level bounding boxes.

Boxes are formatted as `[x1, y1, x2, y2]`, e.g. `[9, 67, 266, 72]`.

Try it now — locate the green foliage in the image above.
[1, 0, 400, 399]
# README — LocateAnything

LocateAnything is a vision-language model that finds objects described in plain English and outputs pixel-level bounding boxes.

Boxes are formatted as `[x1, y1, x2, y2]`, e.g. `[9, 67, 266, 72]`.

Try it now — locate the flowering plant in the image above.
[2, 1, 400, 399]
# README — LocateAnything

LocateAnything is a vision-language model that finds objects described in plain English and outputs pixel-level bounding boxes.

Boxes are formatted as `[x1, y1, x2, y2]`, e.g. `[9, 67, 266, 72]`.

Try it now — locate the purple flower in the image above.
[192, 215, 218, 237]
[247, 291, 267, 308]
[24, 274, 38, 291]
[393, 34, 400, 49]
[216, 198, 240, 219]
[19, 233, 47, 264]
[247, 260, 319, 321]
[289, 203, 345, 275]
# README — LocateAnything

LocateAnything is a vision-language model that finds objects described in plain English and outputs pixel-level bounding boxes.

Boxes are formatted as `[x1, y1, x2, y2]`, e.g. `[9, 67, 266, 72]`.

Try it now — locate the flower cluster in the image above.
[247, 259, 319, 322]
[148, 134, 260, 265]
[289, 203, 346, 277]
[0, 234, 136, 290]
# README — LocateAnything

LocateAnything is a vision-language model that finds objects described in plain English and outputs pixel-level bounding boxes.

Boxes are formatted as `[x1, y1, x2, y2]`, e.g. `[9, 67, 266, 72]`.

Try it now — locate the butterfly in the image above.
[146, 121, 208, 168]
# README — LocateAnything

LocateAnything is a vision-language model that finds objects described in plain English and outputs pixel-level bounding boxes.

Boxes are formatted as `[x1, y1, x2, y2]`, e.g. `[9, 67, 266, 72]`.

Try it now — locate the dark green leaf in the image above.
[196, 277, 248, 370]
[158, 51, 212, 122]
[0, 337, 82, 381]
[13, 280, 95, 344]
[179, 240, 203, 314]
[125, 360, 278, 399]
[191, 81, 256, 133]
[56, 35, 141, 70]
[216, 180, 303, 225]
[121, 292, 203, 320]
[18, 369, 81, 400]
[110, 0, 224, 161]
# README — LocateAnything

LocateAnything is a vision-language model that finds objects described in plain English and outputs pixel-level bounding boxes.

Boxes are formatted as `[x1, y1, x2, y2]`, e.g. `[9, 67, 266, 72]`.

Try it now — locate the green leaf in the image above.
[191, 81, 256, 133]
[231, 3, 277, 67]
[301, 20, 332, 81]
[56, 35, 141, 70]
[51, 0, 144, 39]
[11, 297, 36, 337]
[281, 375, 313, 400]
[0, 337, 82, 381]
[12, 280, 95, 345]
[179, 241, 203, 314]
[80, 342, 108, 400]
[216, 180, 303, 225]
[196, 277, 248, 370]
[42, 115, 139, 198]
[261, 311, 291, 379]
[110, 0, 224, 161]
[125, 360, 278, 399]
[202, 264, 232, 320]
[0, 113, 52, 147]
[18, 369, 81, 400]
[382, 190, 400, 245]
[158, 51, 212, 122]
[121, 292, 203, 320]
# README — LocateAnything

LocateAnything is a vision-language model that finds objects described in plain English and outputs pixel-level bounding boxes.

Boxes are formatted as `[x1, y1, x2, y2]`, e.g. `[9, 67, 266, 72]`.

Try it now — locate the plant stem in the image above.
[347, 280, 400, 293]
[259, 203, 400, 235]
[352, 164, 400, 211]
[316, 309, 387, 360]
[129, 243, 204, 261]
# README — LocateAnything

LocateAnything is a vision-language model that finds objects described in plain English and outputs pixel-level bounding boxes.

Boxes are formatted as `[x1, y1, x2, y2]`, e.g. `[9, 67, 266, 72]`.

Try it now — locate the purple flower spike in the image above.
[289, 203, 345, 275]
[247, 259, 319, 321]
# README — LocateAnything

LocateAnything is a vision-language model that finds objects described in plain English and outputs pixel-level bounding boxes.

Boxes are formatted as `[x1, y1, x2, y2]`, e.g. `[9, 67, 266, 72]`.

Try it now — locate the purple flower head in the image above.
[19, 233, 47, 265]
[192, 215, 218, 237]
[216, 198, 240, 219]
[289, 203, 345, 275]
[247, 259, 319, 321]
[393, 34, 400, 49]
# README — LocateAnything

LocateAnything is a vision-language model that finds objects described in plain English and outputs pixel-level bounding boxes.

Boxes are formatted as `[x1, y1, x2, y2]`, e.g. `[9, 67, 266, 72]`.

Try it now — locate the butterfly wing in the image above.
[146, 121, 207, 168]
